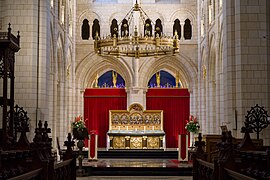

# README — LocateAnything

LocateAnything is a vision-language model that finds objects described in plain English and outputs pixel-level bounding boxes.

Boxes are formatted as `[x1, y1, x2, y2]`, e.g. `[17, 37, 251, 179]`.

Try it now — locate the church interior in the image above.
[0, 0, 270, 179]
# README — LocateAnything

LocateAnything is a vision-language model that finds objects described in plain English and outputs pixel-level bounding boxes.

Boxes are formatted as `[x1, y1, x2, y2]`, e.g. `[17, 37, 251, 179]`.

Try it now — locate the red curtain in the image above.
[146, 88, 190, 148]
[84, 88, 127, 147]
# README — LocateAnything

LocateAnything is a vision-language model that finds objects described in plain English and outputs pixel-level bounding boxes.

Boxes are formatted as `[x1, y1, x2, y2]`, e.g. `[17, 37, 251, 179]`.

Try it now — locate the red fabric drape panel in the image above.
[146, 89, 190, 148]
[84, 88, 127, 147]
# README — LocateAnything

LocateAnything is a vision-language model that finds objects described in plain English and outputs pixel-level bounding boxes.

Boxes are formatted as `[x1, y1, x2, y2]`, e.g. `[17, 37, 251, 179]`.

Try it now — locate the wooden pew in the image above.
[202, 134, 263, 162]
[192, 131, 270, 180]
[0, 122, 76, 180]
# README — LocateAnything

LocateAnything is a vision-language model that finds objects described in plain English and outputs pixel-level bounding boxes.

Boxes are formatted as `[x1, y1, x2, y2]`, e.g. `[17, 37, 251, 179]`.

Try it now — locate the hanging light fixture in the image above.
[94, 1, 179, 58]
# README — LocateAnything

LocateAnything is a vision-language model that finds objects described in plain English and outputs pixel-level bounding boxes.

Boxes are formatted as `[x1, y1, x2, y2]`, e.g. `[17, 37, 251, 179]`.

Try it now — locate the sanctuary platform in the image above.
[77, 149, 193, 177]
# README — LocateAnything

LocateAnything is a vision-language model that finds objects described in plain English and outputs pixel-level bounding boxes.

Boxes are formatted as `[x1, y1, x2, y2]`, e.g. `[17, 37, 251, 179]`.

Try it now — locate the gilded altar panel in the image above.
[147, 137, 160, 149]
[112, 136, 125, 149]
[108, 103, 166, 150]
[130, 137, 143, 149]
[109, 103, 163, 131]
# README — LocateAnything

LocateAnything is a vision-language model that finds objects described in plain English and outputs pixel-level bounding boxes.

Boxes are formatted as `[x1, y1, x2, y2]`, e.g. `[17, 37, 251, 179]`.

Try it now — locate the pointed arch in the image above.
[110, 19, 118, 38]
[92, 19, 100, 39]
[155, 19, 162, 37]
[140, 54, 198, 92]
[148, 70, 176, 88]
[173, 19, 181, 39]
[98, 70, 125, 88]
[76, 53, 133, 90]
[82, 19, 90, 40]
[144, 19, 152, 36]
[184, 19, 192, 39]
[121, 18, 129, 37]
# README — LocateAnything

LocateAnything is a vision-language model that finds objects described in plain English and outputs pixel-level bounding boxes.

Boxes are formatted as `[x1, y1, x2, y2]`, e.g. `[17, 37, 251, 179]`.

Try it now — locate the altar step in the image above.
[82, 166, 192, 176]
[79, 158, 193, 177]
[97, 150, 178, 159]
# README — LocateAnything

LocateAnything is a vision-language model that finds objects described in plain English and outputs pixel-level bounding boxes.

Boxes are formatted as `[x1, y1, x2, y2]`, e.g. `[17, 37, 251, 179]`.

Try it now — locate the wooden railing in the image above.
[192, 131, 270, 180]
[0, 121, 76, 180]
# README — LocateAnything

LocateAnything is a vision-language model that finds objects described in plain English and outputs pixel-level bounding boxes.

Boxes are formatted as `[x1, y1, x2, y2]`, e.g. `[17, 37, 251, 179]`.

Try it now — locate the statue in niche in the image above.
[134, 115, 139, 124]
[156, 71, 160, 87]
[121, 114, 129, 124]
[175, 72, 179, 88]
[153, 115, 160, 124]
[145, 114, 151, 124]
[112, 71, 118, 87]
[112, 115, 119, 125]
[66, 63, 71, 79]
[94, 73, 99, 88]
[138, 116, 143, 124]
[203, 65, 207, 79]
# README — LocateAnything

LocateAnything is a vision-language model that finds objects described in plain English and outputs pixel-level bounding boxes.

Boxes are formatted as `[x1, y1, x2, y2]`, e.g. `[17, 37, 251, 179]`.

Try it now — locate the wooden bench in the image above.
[192, 131, 270, 180]
[0, 121, 76, 180]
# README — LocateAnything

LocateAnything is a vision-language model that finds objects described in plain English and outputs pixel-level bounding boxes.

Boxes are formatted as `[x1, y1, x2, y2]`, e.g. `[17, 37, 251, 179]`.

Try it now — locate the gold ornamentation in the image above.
[156, 71, 160, 87]
[129, 103, 143, 112]
[147, 137, 160, 149]
[203, 65, 207, 79]
[113, 136, 125, 149]
[130, 137, 142, 149]
[94, 72, 99, 88]
[112, 71, 117, 88]
[94, 2, 179, 58]
[110, 103, 163, 130]
[66, 63, 71, 79]
[175, 72, 179, 88]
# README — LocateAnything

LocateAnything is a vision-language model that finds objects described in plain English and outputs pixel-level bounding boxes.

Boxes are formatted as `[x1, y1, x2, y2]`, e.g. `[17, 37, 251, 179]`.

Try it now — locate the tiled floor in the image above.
[81, 158, 192, 168]
[76, 158, 193, 179]
[77, 149, 193, 179]
[77, 176, 193, 180]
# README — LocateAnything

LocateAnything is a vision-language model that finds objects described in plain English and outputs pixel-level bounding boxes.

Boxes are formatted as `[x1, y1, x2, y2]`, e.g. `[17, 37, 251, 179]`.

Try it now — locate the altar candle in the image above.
[118, 126, 120, 131]
[144, 126, 146, 131]
[152, 126, 154, 130]
[126, 126, 128, 131]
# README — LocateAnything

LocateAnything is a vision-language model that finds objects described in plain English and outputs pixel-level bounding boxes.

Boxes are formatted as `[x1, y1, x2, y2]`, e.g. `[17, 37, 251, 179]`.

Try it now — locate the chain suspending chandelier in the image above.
[94, 1, 179, 58]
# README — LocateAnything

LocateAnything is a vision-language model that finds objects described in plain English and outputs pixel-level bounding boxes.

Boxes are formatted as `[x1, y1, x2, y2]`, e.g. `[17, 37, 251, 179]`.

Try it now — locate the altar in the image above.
[107, 103, 166, 150]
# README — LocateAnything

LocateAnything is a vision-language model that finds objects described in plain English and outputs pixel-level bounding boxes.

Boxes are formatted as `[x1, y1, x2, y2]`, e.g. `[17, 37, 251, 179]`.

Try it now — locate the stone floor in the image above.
[76, 158, 193, 179]
[80, 158, 192, 168]
[76, 148, 192, 179]
[77, 176, 193, 180]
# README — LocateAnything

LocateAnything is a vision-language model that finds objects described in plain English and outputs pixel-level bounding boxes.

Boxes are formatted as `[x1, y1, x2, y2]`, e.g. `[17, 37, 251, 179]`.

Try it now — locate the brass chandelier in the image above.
[94, 1, 179, 58]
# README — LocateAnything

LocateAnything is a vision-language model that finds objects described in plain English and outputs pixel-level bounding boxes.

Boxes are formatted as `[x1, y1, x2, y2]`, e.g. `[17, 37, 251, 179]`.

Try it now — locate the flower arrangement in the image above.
[72, 115, 89, 140]
[185, 115, 200, 134]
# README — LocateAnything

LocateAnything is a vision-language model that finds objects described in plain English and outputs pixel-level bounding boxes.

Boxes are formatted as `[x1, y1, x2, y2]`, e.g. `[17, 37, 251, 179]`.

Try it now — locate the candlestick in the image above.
[152, 126, 154, 131]
[126, 126, 128, 131]
[144, 126, 146, 132]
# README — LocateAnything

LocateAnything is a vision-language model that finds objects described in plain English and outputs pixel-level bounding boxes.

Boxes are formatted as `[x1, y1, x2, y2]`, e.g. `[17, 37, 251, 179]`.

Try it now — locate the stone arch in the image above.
[76, 54, 133, 90]
[169, 8, 196, 26]
[169, 8, 197, 39]
[140, 54, 197, 91]
[78, 9, 101, 25]
[77, 10, 101, 39]
[144, 10, 165, 23]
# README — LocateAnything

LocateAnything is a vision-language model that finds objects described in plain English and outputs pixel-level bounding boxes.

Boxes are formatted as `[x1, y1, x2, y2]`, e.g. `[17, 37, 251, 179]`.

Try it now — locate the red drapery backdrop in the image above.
[146, 88, 190, 148]
[84, 88, 127, 147]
